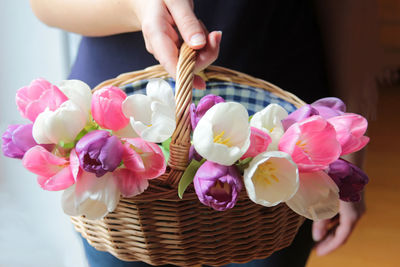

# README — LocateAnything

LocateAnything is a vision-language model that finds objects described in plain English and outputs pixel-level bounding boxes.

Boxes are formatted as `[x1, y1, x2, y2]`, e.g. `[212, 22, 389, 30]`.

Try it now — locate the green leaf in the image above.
[59, 141, 75, 149]
[248, 115, 253, 121]
[158, 144, 170, 163]
[178, 159, 205, 199]
[236, 157, 253, 172]
[161, 137, 171, 152]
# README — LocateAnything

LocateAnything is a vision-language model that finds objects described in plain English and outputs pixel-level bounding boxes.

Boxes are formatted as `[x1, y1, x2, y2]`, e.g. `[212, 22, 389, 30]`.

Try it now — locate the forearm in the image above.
[29, 0, 141, 36]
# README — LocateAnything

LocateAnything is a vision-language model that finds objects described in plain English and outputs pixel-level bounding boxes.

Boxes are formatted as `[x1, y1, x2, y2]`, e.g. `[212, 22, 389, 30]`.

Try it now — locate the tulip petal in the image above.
[312, 97, 346, 112]
[122, 94, 152, 124]
[244, 151, 299, 206]
[286, 171, 339, 221]
[22, 146, 67, 177]
[328, 114, 369, 155]
[281, 105, 319, 131]
[279, 116, 341, 172]
[241, 127, 271, 159]
[32, 109, 54, 144]
[37, 166, 75, 191]
[91, 86, 129, 131]
[122, 138, 166, 179]
[16, 79, 68, 122]
[114, 168, 149, 198]
[146, 79, 175, 109]
[58, 80, 92, 113]
[193, 102, 251, 165]
[112, 123, 139, 138]
[250, 104, 288, 150]
[63, 171, 120, 220]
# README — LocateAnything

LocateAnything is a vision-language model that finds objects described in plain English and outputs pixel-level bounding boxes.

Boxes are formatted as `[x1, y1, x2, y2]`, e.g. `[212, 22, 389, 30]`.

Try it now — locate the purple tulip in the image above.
[327, 158, 369, 202]
[75, 130, 123, 177]
[282, 97, 346, 130]
[189, 145, 203, 162]
[193, 161, 242, 211]
[2, 124, 39, 159]
[190, 94, 225, 129]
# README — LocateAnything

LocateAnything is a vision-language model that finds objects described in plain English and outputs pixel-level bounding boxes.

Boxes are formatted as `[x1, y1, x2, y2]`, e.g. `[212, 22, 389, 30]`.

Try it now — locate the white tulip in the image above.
[62, 171, 120, 220]
[244, 151, 299, 207]
[57, 80, 92, 114]
[250, 104, 288, 150]
[122, 79, 176, 143]
[32, 100, 87, 144]
[286, 171, 340, 221]
[193, 102, 251, 166]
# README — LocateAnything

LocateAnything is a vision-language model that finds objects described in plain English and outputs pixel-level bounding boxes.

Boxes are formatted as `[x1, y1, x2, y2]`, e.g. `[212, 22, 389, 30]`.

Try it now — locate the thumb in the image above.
[164, 0, 206, 49]
[312, 219, 330, 242]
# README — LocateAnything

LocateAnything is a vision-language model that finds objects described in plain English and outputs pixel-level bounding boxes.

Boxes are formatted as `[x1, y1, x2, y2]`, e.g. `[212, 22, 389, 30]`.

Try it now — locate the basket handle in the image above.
[166, 43, 196, 184]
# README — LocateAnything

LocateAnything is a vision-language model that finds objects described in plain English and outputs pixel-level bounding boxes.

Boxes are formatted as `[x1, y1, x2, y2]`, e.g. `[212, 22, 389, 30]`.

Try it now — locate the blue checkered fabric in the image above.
[122, 78, 297, 115]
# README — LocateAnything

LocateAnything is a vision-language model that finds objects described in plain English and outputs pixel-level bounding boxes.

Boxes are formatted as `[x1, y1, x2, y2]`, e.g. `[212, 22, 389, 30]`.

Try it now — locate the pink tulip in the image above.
[22, 146, 75, 191]
[278, 116, 341, 172]
[16, 78, 68, 122]
[328, 114, 369, 155]
[241, 127, 272, 159]
[121, 138, 166, 179]
[113, 168, 150, 198]
[91, 86, 130, 131]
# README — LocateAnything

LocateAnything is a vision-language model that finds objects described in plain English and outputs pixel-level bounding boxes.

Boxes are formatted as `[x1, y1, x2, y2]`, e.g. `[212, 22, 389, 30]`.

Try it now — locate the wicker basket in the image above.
[71, 44, 306, 266]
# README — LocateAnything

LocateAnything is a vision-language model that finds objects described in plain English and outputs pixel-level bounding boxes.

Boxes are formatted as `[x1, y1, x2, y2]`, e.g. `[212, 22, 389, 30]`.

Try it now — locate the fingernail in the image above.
[190, 33, 206, 46]
[312, 231, 322, 242]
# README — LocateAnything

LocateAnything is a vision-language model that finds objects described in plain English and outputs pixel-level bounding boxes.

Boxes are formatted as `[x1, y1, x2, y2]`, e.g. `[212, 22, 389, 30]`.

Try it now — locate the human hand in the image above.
[134, 0, 222, 89]
[312, 198, 366, 256]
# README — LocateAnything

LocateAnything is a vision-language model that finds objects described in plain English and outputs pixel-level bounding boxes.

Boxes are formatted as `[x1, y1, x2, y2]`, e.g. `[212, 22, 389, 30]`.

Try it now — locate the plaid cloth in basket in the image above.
[123, 78, 297, 115]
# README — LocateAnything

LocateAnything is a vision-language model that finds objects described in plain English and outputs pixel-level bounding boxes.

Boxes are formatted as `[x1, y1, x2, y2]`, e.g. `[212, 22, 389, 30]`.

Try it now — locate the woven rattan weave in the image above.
[71, 44, 306, 266]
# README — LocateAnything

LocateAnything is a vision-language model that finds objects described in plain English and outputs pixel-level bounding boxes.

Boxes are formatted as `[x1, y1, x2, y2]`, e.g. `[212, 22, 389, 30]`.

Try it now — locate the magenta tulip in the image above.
[327, 159, 369, 202]
[91, 86, 130, 131]
[193, 161, 242, 211]
[16, 78, 68, 122]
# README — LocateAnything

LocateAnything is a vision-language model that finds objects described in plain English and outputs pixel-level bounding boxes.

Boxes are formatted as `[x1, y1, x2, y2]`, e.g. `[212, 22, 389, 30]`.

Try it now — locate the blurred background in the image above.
[0, 1, 399, 267]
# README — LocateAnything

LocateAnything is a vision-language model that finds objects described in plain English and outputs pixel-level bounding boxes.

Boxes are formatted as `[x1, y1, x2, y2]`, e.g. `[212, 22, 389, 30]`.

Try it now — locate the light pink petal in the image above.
[92, 87, 129, 131]
[328, 114, 369, 155]
[62, 172, 121, 219]
[69, 149, 81, 181]
[122, 138, 166, 179]
[279, 116, 341, 172]
[122, 143, 146, 172]
[22, 145, 68, 176]
[16, 79, 68, 122]
[37, 166, 75, 191]
[286, 171, 340, 221]
[114, 168, 149, 198]
[241, 127, 271, 159]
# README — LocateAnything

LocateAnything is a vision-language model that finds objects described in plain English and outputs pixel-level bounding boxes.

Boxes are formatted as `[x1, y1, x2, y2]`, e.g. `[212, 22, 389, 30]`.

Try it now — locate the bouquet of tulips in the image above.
[2, 77, 369, 222]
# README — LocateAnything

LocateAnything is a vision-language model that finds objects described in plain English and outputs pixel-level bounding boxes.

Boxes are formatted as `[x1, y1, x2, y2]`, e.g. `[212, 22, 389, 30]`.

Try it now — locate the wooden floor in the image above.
[307, 86, 400, 267]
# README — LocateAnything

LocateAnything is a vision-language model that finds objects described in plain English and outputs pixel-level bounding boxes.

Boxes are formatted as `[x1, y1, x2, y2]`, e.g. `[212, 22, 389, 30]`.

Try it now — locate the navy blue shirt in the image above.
[69, 0, 329, 103]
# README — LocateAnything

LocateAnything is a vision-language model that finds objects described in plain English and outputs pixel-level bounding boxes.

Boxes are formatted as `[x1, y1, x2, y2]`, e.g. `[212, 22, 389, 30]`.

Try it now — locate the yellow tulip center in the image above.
[254, 161, 279, 186]
[296, 139, 309, 153]
[213, 130, 232, 147]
